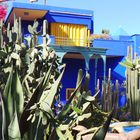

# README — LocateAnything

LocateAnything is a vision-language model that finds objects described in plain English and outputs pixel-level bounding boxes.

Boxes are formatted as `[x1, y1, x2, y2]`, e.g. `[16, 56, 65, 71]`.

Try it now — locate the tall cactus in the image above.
[120, 46, 140, 121]
[101, 68, 119, 113]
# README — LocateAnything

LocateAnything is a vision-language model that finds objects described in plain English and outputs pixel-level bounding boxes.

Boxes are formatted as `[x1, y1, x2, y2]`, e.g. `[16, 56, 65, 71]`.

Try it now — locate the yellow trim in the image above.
[87, 29, 90, 47]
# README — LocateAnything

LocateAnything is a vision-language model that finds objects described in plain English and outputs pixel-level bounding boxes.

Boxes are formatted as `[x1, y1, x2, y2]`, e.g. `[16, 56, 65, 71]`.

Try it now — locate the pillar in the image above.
[95, 57, 98, 87]
[82, 53, 91, 74]
[101, 55, 106, 81]
[55, 52, 66, 63]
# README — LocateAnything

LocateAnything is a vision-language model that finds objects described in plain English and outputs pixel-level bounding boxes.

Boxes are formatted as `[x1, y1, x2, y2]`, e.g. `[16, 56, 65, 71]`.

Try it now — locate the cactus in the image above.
[0, 17, 62, 139]
[120, 46, 140, 121]
[0, 17, 113, 140]
[101, 68, 119, 113]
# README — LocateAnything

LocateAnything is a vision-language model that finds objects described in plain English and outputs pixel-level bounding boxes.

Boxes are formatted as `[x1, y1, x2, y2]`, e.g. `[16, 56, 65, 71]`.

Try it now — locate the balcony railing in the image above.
[24, 34, 93, 47]
[54, 36, 92, 47]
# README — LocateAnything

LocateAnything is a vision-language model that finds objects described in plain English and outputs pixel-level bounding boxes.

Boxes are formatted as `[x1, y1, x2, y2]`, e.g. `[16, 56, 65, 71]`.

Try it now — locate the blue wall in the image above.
[106, 56, 126, 83]
[61, 58, 85, 100]
[6, 2, 94, 32]
[112, 35, 132, 41]
[132, 34, 140, 56]
[46, 11, 93, 32]
[61, 58, 99, 100]
[60, 56, 125, 101]
[22, 19, 44, 34]
[119, 35, 132, 41]
[93, 39, 134, 56]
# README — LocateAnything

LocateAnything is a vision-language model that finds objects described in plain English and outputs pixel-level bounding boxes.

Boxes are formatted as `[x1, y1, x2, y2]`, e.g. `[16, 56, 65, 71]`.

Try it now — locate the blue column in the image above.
[82, 53, 91, 74]
[55, 52, 66, 62]
[85, 57, 90, 74]
[95, 58, 98, 87]
[101, 55, 106, 81]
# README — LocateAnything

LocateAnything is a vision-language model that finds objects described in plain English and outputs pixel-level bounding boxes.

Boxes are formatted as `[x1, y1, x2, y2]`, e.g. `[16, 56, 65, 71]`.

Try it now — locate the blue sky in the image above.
[11, 0, 140, 35]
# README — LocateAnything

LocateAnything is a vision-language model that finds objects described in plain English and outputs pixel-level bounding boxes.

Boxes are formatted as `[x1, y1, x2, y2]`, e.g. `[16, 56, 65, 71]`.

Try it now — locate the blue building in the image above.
[5, 2, 140, 100]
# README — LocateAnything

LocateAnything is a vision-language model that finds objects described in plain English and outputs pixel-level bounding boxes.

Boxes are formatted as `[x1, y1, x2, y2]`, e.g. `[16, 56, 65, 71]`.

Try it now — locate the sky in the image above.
[8, 0, 140, 35]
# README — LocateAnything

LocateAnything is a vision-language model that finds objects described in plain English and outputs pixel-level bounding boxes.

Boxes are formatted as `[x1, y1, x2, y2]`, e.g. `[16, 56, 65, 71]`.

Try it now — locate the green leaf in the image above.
[12, 70, 24, 116]
[15, 44, 22, 51]
[8, 107, 21, 140]
[83, 73, 90, 92]
[77, 113, 91, 122]
[24, 77, 32, 97]
[0, 50, 7, 58]
[3, 68, 14, 124]
[82, 102, 90, 112]
[120, 58, 134, 69]
[33, 21, 39, 30]
[65, 129, 74, 140]
[42, 63, 56, 89]
[92, 110, 114, 140]
[59, 124, 69, 131]
[37, 63, 55, 103]
[82, 91, 96, 102]
[24, 37, 32, 49]
[57, 74, 84, 121]
[40, 64, 65, 107]
[76, 69, 83, 91]
[28, 61, 35, 74]
[34, 116, 43, 140]
[40, 100, 54, 117]
[11, 52, 19, 60]
[73, 69, 83, 105]
[56, 127, 65, 140]
[0, 94, 6, 140]
[3, 65, 12, 73]
[31, 114, 36, 123]
[19, 61, 56, 136]
[42, 113, 48, 125]
[3, 67, 24, 133]
[25, 53, 30, 65]
[27, 114, 33, 121]
[45, 123, 50, 136]
[28, 25, 34, 34]
[72, 106, 82, 115]
[57, 104, 71, 121]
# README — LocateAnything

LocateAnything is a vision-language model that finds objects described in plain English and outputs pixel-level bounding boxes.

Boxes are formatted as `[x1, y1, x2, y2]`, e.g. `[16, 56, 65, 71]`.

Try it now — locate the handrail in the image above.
[54, 36, 92, 47]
